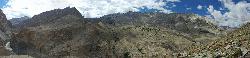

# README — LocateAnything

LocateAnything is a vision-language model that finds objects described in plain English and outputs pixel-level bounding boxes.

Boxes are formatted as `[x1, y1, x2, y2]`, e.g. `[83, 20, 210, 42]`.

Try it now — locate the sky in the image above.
[0, 0, 250, 27]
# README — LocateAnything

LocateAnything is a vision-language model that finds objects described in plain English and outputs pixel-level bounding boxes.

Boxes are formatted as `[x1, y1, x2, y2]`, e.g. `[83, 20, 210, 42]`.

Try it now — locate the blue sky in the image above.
[0, 0, 250, 27]
[0, 0, 225, 17]
[0, 0, 247, 18]
[0, 0, 7, 8]
[168, 0, 223, 15]
[135, 0, 222, 16]
[141, 0, 249, 16]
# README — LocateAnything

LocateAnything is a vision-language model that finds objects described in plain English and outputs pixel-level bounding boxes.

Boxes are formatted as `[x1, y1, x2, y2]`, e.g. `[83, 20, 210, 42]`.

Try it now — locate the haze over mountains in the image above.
[0, 7, 249, 58]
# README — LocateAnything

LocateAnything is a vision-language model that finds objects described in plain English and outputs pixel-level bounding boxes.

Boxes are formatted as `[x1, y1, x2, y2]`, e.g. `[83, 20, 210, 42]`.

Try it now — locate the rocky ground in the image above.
[0, 7, 249, 58]
[187, 23, 250, 58]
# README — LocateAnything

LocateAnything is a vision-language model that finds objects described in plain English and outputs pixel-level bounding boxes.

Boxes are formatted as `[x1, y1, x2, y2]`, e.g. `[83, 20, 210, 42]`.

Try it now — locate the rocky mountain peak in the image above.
[0, 9, 11, 32]
[18, 7, 83, 27]
[32, 7, 82, 20]
[9, 16, 30, 26]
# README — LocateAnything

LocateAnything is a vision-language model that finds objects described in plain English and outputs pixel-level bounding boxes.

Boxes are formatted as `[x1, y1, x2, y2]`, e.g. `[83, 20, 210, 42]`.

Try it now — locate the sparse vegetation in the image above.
[0, 7, 249, 58]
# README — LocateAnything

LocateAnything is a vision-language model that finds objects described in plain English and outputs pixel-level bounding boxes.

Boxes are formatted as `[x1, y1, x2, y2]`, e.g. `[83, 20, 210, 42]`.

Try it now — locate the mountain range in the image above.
[0, 7, 249, 58]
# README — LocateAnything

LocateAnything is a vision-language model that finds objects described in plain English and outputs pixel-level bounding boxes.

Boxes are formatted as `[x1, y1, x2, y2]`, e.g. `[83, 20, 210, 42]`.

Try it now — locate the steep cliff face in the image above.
[0, 9, 12, 56]
[0, 9, 11, 32]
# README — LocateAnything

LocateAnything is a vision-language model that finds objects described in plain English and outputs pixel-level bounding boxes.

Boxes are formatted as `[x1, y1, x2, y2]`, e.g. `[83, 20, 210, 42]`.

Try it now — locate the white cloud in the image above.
[186, 8, 191, 10]
[197, 5, 203, 10]
[1, 0, 176, 19]
[166, 0, 181, 2]
[207, 0, 250, 27]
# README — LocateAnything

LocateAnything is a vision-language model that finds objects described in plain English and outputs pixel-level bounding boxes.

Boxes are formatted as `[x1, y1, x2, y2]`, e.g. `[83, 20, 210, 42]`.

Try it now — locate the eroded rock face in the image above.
[0, 9, 11, 32]
[15, 7, 83, 28]
[10, 7, 88, 58]
[0, 9, 11, 56]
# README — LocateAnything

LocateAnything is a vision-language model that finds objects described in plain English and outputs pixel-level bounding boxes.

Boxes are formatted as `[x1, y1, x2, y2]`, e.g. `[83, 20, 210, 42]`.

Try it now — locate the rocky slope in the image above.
[8, 7, 223, 58]
[9, 16, 29, 27]
[187, 23, 250, 58]
[0, 9, 12, 56]
[15, 7, 83, 28]
[10, 7, 85, 57]
[0, 7, 248, 58]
